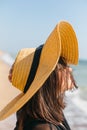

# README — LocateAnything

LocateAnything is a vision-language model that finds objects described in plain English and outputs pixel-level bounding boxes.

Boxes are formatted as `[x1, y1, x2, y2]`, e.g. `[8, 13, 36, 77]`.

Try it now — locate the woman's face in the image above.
[59, 66, 74, 93]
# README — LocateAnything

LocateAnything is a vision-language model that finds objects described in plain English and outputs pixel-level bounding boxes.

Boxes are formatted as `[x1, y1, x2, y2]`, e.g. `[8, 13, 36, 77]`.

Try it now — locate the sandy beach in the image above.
[0, 51, 87, 130]
[0, 54, 20, 111]
[0, 52, 20, 129]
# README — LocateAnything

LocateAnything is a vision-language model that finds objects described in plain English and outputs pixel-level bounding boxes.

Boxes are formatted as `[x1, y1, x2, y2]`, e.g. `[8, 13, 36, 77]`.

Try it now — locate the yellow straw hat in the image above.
[0, 21, 79, 120]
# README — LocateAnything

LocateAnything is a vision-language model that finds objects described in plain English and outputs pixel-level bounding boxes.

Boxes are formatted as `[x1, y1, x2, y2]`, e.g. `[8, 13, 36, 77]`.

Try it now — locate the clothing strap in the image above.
[49, 123, 65, 130]
[49, 123, 53, 130]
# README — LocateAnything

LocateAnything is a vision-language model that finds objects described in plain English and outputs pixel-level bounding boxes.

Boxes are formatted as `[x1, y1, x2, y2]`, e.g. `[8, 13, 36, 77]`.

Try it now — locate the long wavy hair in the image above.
[14, 57, 77, 130]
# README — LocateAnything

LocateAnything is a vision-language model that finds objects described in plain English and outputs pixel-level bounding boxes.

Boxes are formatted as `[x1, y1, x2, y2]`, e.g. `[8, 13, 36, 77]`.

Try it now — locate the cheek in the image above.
[68, 76, 72, 88]
[60, 72, 73, 92]
[59, 71, 66, 92]
[65, 72, 74, 91]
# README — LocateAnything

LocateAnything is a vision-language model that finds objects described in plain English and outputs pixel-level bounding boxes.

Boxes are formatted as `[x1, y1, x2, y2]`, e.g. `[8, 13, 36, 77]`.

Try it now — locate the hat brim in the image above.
[0, 21, 79, 120]
[0, 23, 61, 120]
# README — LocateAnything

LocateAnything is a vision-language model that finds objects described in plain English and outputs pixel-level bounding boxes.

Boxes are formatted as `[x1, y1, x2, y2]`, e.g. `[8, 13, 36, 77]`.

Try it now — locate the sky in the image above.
[0, 0, 87, 60]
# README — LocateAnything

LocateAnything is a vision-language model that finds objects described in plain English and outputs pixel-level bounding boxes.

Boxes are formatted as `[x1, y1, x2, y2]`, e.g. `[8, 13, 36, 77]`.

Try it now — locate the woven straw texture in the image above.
[0, 21, 79, 120]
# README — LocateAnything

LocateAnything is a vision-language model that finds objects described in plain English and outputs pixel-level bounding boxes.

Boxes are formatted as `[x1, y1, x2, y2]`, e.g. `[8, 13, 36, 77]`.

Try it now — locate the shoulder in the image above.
[32, 123, 51, 130]
[24, 119, 58, 130]
[32, 122, 58, 130]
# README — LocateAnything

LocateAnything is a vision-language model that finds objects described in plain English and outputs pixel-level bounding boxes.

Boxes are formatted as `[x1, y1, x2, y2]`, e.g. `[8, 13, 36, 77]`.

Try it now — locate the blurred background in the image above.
[0, 0, 87, 129]
[0, 0, 87, 97]
[0, 0, 87, 59]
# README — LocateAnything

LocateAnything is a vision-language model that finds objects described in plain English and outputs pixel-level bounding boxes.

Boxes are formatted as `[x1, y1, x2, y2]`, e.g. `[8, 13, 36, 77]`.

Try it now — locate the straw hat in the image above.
[0, 21, 79, 120]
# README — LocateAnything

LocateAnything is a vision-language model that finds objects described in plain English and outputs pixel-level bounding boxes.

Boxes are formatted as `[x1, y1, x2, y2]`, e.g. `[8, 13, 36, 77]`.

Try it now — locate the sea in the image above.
[72, 60, 87, 88]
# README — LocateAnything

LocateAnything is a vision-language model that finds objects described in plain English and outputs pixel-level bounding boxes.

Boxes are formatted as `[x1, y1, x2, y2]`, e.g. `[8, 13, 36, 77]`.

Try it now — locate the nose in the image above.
[68, 67, 72, 72]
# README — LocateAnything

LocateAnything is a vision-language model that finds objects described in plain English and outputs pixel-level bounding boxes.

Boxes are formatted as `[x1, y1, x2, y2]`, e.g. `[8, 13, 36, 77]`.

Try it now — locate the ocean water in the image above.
[72, 60, 87, 88]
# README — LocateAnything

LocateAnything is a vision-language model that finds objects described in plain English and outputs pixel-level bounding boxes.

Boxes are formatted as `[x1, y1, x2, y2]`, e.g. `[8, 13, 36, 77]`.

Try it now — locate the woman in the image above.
[9, 56, 77, 130]
[0, 21, 79, 130]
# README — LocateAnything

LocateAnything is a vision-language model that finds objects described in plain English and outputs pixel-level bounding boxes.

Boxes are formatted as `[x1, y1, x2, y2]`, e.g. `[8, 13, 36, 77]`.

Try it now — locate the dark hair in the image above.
[14, 57, 77, 130]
